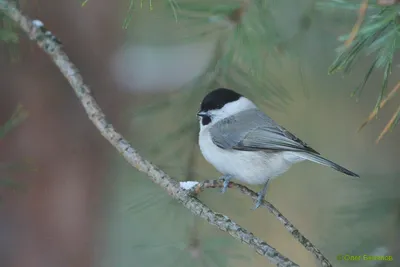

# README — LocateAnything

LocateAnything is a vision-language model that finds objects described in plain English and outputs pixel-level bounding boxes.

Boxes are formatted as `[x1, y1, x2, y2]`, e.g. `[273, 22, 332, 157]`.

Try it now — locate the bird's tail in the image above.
[298, 152, 359, 177]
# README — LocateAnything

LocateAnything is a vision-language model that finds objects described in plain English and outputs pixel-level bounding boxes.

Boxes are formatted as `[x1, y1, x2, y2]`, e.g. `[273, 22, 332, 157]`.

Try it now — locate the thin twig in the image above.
[0, 1, 299, 266]
[195, 180, 333, 267]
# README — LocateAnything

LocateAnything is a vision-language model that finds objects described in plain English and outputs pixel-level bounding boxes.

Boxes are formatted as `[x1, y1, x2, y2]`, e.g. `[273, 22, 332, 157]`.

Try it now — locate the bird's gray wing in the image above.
[209, 109, 320, 154]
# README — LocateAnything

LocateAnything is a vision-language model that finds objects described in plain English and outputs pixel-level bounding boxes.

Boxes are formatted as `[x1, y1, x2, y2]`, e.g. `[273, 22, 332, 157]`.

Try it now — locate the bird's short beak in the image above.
[197, 111, 207, 117]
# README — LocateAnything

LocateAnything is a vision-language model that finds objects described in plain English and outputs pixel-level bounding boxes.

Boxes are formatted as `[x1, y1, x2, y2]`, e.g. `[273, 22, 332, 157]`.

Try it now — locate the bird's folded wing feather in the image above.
[209, 109, 320, 154]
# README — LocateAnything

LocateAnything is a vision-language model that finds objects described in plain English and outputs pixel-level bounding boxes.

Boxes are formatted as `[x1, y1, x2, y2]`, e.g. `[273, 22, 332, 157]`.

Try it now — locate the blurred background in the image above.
[0, 0, 399, 267]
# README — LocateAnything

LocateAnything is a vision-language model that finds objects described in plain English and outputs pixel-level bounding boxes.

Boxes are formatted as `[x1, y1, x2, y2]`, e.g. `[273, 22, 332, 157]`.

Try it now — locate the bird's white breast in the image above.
[199, 128, 300, 185]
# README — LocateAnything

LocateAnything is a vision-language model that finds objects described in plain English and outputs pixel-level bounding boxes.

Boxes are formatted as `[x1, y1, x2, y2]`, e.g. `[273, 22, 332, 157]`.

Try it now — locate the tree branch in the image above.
[194, 180, 332, 267]
[0, 1, 299, 266]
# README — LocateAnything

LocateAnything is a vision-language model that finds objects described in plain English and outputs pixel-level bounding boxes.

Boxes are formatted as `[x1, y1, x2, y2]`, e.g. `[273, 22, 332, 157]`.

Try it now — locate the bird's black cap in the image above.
[200, 88, 242, 112]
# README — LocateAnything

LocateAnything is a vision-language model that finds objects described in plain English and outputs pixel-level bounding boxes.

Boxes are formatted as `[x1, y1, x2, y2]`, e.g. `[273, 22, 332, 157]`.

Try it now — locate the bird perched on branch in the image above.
[197, 88, 359, 209]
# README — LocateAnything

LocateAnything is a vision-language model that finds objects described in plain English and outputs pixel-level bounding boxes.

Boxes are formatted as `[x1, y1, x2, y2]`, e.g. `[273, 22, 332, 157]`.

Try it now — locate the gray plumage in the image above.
[208, 108, 359, 177]
[210, 108, 318, 154]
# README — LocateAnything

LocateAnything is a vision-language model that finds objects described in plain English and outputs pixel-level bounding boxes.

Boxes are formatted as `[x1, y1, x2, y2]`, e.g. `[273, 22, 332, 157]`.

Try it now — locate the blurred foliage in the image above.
[168, 0, 293, 108]
[0, 104, 27, 139]
[0, 0, 20, 61]
[0, 104, 30, 200]
[123, 0, 400, 147]
[128, 0, 304, 168]
[318, 0, 400, 142]
[317, 173, 400, 267]
[339, 176, 399, 256]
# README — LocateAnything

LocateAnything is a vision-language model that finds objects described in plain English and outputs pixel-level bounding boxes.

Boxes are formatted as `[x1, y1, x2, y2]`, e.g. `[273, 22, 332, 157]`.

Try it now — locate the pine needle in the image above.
[376, 104, 400, 143]
[358, 80, 400, 132]
[345, 0, 369, 48]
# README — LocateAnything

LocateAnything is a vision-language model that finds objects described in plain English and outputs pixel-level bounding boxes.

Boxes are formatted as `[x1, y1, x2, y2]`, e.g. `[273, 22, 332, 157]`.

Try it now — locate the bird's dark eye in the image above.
[201, 115, 211, 126]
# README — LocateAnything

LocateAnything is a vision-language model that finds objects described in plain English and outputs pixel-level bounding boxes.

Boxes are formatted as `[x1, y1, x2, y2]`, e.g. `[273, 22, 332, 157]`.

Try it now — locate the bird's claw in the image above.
[252, 194, 264, 210]
[251, 180, 269, 210]
[218, 175, 232, 194]
[221, 179, 229, 193]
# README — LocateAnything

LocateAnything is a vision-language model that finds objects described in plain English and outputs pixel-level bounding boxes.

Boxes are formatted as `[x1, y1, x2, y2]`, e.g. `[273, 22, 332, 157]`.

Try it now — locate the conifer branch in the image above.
[0, 1, 299, 266]
[319, 0, 400, 143]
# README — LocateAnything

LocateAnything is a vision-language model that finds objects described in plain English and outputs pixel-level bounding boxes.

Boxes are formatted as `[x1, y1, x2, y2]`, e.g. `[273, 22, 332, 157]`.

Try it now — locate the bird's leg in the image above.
[252, 180, 270, 210]
[218, 175, 233, 193]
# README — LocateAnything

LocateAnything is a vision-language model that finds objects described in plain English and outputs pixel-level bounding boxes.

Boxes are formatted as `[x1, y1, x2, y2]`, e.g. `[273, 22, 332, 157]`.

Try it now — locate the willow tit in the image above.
[197, 88, 359, 209]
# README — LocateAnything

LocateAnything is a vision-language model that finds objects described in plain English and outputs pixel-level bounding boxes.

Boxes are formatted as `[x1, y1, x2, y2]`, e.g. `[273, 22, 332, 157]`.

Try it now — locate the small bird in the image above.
[197, 88, 359, 209]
